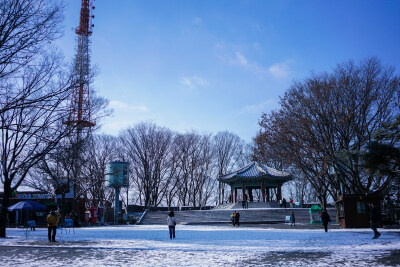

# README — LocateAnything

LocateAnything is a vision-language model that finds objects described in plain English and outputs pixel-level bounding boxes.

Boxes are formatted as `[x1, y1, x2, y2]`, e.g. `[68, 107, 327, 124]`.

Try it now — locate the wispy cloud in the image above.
[219, 51, 291, 79]
[227, 52, 268, 76]
[242, 99, 277, 113]
[180, 75, 209, 89]
[109, 100, 148, 112]
[193, 17, 202, 25]
[101, 120, 133, 135]
[268, 63, 290, 79]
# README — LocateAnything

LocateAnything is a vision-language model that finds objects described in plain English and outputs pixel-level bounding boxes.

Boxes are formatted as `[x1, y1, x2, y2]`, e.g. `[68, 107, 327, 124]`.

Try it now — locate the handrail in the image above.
[136, 210, 147, 225]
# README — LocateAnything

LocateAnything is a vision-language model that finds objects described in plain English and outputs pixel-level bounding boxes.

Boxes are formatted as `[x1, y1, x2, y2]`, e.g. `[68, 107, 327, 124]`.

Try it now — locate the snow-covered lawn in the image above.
[0, 225, 399, 266]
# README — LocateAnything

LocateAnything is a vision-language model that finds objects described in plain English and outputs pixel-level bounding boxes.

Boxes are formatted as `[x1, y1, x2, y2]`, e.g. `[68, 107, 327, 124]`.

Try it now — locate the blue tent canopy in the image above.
[8, 200, 47, 211]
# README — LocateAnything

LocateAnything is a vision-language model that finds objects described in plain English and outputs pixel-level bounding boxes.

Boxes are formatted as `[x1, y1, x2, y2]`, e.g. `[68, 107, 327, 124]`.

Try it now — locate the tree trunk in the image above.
[0, 181, 11, 238]
[335, 202, 340, 223]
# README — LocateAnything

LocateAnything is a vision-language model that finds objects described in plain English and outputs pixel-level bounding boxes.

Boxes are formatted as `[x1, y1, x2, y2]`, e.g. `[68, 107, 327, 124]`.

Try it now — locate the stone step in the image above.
[139, 208, 336, 225]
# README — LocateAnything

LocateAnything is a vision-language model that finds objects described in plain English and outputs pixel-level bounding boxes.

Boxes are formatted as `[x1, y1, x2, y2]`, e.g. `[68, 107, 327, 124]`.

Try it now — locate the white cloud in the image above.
[109, 100, 148, 112]
[268, 63, 290, 79]
[220, 51, 268, 77]
[101, 119, 132, 135]
[242, 99, 277, 113]
[180, 75, 209, 89]
[218, 50, 291, 79]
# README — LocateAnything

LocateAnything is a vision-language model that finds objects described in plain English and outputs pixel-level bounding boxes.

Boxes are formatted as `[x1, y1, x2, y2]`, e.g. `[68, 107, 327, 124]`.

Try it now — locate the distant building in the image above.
[336, 193, 381, 228]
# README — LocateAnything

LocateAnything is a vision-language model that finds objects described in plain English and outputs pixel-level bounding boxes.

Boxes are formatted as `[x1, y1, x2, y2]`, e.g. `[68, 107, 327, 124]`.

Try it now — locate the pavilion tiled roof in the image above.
[218, 161, 291, 184]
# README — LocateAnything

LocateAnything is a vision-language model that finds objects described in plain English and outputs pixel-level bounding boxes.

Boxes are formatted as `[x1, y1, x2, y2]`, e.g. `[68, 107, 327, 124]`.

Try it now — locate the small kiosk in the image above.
[336, 194, 381, 228]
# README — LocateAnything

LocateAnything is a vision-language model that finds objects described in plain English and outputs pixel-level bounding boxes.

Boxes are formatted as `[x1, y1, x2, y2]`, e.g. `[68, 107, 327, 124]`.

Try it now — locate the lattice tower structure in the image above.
[64, 0, 96, 128]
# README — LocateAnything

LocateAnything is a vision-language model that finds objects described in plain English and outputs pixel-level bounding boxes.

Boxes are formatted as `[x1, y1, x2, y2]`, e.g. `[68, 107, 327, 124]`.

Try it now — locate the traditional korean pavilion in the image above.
[218, 161, 292, 203]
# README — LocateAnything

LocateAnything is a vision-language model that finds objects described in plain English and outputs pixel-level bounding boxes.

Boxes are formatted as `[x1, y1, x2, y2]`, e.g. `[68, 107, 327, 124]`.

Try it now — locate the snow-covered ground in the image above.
[0, 225, 399, 266]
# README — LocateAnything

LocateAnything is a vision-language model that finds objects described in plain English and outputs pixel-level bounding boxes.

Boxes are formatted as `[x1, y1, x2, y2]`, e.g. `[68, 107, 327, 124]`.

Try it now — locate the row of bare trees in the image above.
[23, 123, 249, 212]
[253, 57, 400, 208]
[119, 123, 249, 208]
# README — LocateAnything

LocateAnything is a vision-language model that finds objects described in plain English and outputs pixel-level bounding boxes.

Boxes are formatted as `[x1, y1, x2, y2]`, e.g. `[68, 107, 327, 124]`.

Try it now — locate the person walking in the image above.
[167, 211, 177, 239]
[289, 199, 294, 208]
[235, 211, 240, 227]
[369, 203, 381, 239]
[320, 209, 331, 232]
[290, 211, 296, 227]
[47, 210, 60, 242]
[231, 211, 236, 226]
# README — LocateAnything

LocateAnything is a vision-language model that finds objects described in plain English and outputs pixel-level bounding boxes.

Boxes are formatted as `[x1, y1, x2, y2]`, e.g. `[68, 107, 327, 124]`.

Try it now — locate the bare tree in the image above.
[174, 132, 215, 207]
[120, 122, 173, 208]
[0, 58, 71, 237]
[84, 134, 118, 208]
[23, 91, 111, 222]
[0, 0, 64, 111]
[0, 0, 68, 238]
[213, 131, 247, 204]
[254, 58, 400, 209]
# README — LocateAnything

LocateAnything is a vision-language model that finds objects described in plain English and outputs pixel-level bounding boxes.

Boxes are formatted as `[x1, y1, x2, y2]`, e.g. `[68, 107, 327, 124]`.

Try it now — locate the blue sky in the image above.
[57, 0, 400, 142]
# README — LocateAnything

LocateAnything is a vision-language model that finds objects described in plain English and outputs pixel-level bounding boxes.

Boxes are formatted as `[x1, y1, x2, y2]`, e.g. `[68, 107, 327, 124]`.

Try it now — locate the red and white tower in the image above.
[65, 0, 96, 127]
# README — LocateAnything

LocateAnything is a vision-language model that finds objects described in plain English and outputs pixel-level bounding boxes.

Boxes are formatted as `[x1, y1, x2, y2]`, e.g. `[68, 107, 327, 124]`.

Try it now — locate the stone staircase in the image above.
[139, 207, 336, 225]
[229, 201, 280, 209]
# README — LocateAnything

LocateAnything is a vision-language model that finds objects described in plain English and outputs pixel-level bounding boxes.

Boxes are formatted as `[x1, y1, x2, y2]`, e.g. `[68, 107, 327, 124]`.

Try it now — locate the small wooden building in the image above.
[218, 161, 291, 203]
[336, 193, 381, 228]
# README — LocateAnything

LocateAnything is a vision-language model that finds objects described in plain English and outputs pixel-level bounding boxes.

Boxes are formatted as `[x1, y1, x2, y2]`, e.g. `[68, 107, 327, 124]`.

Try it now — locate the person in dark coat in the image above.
[369, 203, 381, 239]
[320, 209, 331, 232]
[282, 198, 287, 209]
[290, 211, 296, 226]
[235, 211, 240, 226]
[31, 211, 37, 230]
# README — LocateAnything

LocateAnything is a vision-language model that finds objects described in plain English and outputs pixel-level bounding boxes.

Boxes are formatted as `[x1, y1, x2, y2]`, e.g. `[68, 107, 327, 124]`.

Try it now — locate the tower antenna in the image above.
[64, 0, 96, 127]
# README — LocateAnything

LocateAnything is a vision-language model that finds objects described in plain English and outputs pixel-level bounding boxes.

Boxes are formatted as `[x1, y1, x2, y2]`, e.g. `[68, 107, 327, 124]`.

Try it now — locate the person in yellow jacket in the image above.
[47, 210, 60, 242]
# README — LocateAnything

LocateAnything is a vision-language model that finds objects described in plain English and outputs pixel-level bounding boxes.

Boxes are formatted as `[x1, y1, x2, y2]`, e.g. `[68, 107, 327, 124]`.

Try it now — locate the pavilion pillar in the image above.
[230, 186, 233, 203]
[248, 188, 253, 202]
[262, 182, 266, 202]
[234, 188, 238, 203]
[266, 187, 270, 202]
[277, 185, 282, 201]
[242, 182, 245, 201]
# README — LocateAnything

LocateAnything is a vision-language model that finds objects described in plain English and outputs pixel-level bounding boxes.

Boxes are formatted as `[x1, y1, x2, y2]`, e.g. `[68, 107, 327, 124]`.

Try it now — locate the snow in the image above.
[0, 225, 399, 266]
